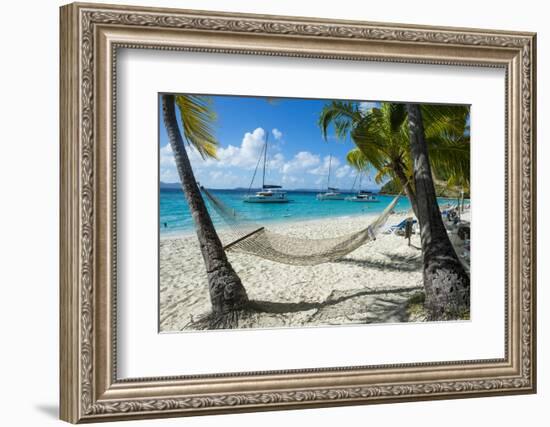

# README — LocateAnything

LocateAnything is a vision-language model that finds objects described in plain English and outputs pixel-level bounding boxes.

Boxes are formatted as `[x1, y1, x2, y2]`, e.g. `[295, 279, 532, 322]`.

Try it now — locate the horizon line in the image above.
[160, 182, 382, 191]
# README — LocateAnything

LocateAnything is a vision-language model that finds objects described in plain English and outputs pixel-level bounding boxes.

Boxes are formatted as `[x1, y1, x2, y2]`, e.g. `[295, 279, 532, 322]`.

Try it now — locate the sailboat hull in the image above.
[345, 196, 380, 202]
[243, 196, 290, 203]
[317, 193, 345, 200]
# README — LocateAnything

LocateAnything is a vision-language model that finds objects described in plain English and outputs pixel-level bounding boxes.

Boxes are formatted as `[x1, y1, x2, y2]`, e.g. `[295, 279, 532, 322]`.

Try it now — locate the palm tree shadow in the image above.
[249, 285, 423, 315]
[336, 252, 422, 272]
[366, 296, 410, 323]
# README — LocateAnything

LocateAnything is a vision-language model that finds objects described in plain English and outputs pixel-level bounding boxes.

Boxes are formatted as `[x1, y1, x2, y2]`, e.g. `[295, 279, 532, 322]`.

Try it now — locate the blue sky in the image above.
[159, 95, 381, 190]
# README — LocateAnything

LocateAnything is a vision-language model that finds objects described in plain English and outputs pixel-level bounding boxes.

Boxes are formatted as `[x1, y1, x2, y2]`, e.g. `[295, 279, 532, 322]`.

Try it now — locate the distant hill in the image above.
[159, 182, 181, 189]
[378, 180, 402, 195]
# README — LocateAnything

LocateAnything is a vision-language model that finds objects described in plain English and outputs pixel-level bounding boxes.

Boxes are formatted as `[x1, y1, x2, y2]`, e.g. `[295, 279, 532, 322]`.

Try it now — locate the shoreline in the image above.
[159, 194, 461, 240]
[160, 209, 386, 241]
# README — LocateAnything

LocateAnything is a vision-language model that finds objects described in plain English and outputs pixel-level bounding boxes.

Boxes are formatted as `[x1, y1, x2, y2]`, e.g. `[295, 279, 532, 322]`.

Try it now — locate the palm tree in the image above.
[319, 100, 470, 320]
[161, 94, 248, 316]
[406, 103, 470, 320]
[319, 101, 418, 215]
[319, 101, 470, 218]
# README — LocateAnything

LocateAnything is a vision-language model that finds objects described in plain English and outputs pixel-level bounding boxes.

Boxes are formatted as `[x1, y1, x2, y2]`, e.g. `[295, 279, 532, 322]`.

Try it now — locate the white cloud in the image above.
[159, 143, 214, 183]
[281, 174, 304, 186]
[216, 127, 266, 168]
[282, 151, 320, 174]
[161, 127, 285, 175]
[160, 127, 283, 186]
[359, 101, 378, 115]
[315, 176, 325, 186]
[158, 130, 359, 190]
[208, 170, 240, 187]
[335, 164, 353, 179]
[272, 128, 283, 140]
[159, 143, 175, 167]
[268, 152, 285, 170]
[160, 167, 179, 183]
[209, 170, 224, 180]
[159, 144, 179, 183]
[309, 155, 340, 176]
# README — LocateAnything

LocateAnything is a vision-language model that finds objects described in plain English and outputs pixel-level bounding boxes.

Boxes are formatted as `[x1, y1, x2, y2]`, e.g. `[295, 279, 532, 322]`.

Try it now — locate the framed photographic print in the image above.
[60, 2, 537, 423]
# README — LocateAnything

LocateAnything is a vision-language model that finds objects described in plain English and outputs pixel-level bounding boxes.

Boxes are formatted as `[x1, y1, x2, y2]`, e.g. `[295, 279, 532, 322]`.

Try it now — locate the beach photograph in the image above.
[159, 94, 471, 331]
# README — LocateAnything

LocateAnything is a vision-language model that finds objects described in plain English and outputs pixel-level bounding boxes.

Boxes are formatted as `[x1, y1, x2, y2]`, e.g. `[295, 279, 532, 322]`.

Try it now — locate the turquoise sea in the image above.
[160, 188, 462, 236]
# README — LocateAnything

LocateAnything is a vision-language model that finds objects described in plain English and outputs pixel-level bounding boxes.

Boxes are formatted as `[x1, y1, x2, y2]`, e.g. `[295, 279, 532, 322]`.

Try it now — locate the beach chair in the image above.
[384, 218, 417, 235]
[441, 206, 455, 216]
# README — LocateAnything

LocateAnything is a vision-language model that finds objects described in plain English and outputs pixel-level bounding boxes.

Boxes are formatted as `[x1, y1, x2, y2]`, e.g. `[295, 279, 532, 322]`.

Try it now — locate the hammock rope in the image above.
[200, 187, 402, 266]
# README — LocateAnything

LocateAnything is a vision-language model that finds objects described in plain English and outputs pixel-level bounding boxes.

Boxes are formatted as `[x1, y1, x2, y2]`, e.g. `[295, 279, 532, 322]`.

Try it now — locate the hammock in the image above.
[200, 187, 402, 266]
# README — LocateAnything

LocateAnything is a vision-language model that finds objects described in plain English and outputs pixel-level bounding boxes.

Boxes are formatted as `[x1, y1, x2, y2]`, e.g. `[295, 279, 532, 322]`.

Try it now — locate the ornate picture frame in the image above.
[60, 2, 536, 423]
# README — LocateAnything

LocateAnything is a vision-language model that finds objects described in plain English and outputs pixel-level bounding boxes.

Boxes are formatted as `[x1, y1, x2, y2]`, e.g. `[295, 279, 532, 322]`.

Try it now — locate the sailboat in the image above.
[243, 131, 290, 203]
[345, 171, 380, 202]
[316, 155, 345, 200]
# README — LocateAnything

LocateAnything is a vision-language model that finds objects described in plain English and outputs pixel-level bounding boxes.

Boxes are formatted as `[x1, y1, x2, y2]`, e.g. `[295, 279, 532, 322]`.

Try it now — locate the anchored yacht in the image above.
[244, 132, 290, 204]
[317, 156, 345, 200]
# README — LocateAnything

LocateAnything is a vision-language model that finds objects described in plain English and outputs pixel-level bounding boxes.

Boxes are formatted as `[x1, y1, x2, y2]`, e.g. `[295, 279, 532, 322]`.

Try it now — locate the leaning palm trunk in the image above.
[407, 103, 470, 320]
[162, 94, 248, 314]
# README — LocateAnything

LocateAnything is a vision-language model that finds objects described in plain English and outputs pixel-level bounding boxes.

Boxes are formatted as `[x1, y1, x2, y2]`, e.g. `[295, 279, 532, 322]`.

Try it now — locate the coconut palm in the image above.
[319, 101, 418, 215]
[420, 104, 470, 191]
[319, 100, 470, 320]
[319, 101, 470, 217]
[406, 103, 470, 319]
[420, 105, 470, 218]
[161, 94, 248, 316]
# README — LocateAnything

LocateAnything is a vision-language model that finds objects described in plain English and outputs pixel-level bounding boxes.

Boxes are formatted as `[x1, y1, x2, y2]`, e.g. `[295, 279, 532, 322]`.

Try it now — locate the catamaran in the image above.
[316, 155, 345, 200]
[244, 131, 290, 203]
[346, 190, 379, 202]
[345, 171, 380, 202]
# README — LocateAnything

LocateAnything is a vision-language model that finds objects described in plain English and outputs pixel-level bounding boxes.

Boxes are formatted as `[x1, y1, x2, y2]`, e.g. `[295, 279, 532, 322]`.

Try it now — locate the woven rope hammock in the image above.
[201, 187, 402, 266]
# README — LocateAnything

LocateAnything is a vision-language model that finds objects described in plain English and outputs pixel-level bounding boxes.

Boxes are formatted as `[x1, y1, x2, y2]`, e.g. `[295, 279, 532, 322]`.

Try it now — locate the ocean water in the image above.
[159, 188, 462, 236]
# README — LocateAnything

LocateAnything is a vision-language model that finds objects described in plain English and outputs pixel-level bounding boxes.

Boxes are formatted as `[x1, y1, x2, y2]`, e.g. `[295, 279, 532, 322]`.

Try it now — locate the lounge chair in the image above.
[384, 217, 417, 235]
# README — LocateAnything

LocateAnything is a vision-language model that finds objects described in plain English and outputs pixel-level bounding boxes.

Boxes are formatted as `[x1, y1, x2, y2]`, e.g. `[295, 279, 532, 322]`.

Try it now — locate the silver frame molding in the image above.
[60, 2, 536, 423]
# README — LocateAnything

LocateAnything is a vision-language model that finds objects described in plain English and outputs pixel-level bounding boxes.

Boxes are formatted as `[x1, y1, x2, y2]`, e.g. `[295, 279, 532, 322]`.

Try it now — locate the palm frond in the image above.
[351, 105, 404, 160]
[346, 142, 387, 172]
[385, 103, 408, 134]
[175, 95, 219, 159]
[427, 134, 470, 186]
[319, 100, 470, 196]
[318, 101, 361, 141]
[421, 104, 470, 141]
[374, 165, 393, 184]
[346, 147, 367, 170]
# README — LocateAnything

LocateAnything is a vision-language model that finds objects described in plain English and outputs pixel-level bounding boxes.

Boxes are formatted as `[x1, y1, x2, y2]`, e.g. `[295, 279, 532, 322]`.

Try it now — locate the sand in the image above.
[160, 211, 471, 331]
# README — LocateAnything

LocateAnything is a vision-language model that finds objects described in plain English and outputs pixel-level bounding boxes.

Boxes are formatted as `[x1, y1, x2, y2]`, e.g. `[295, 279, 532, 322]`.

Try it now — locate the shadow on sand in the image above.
[249, 285, 423, 315]
[336, 252, 422, 272]
[191, 252, 426, 329]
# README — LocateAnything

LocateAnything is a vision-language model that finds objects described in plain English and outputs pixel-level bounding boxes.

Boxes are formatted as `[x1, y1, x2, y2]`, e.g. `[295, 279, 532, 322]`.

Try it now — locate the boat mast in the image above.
[262, 131, 268, 189]
[326, 155, 332, 190]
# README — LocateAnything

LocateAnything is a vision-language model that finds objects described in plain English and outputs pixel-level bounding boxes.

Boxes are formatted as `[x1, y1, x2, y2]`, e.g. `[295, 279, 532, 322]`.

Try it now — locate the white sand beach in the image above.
[160, 211, 470, 331]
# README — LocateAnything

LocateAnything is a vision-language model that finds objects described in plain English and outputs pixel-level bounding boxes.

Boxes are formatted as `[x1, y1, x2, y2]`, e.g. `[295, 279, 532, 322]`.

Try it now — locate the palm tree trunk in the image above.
[406, 103, 470, 320]
[392, 163, 419, 218]
[162, 94, 248, 314]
